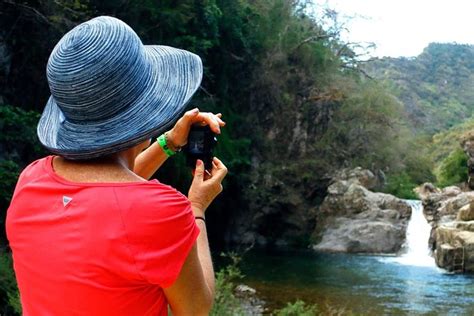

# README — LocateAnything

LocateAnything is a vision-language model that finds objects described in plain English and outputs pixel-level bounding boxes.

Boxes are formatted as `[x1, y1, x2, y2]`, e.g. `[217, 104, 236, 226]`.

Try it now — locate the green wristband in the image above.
[157, 134, 176, 157]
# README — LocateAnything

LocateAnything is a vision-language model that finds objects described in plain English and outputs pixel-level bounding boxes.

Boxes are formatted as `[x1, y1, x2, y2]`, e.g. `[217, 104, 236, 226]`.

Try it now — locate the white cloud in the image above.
[313, 0, 474, 57]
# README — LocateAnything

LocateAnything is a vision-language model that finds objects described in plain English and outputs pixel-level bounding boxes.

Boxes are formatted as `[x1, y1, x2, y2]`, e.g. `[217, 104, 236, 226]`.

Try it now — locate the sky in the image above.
[312, 0, 474, 58]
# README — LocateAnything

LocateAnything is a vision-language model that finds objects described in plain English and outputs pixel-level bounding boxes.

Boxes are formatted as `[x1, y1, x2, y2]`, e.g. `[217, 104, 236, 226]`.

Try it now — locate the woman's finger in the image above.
[204, 169, 212, 181]
[211, 157, 228, 182]
[192, 112, 223, 133]
[216, 115, 226, 126]
[203, 113, 221, 133]
[183, 108, 200, 123]
[210, 160, 219, 177]
[192, 159, 205, 182]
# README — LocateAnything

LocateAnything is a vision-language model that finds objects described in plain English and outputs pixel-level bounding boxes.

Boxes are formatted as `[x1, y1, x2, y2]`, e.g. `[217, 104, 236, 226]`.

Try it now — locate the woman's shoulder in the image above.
[113, 180, 191, 213]
[15, 156, 50, 184]
[115, 181, 193, 237]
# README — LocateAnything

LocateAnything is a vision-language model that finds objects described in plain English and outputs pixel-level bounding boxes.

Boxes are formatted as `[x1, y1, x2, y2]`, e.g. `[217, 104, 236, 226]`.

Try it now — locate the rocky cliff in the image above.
[420, 183, 474, 273]
[225, 97, 339, 248]
[312, 168, 411, 253]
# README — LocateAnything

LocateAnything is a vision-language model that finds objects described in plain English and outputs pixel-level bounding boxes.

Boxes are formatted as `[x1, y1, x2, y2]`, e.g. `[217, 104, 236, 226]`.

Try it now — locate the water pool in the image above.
[240, 250, 474, 315]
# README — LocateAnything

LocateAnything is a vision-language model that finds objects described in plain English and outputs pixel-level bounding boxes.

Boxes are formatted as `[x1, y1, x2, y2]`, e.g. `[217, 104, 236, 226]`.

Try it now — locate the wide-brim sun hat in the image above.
[38, 16, 203, 160]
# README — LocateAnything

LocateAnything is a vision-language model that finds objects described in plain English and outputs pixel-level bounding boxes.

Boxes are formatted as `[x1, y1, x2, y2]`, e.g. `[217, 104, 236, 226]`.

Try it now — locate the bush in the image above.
[0, 160, 21, 212]
[0, 160, 21, 245]
[0, 105, 43, 160]
[274, 299, 319, 316]
[436, 148, 468, 187]
[383, 172, 418, 199]
[210, 253, 245, 316]
[0, 252, 21, 315]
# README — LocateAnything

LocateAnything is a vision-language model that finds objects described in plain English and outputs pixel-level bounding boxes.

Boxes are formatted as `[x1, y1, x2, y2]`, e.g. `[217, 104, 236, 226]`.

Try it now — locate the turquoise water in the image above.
[240, 250, 474, 315]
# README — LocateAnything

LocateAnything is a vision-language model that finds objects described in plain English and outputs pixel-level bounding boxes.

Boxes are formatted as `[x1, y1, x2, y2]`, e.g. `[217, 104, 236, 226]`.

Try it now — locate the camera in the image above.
[183, 125, 217, 170]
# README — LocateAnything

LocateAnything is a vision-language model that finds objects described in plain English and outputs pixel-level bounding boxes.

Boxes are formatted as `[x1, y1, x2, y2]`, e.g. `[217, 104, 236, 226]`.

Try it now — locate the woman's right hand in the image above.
[188, 157, 228, 217]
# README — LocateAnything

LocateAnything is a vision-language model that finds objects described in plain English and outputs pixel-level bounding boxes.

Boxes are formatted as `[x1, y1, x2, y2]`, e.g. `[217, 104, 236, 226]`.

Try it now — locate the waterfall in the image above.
[389, 200, 436, 267]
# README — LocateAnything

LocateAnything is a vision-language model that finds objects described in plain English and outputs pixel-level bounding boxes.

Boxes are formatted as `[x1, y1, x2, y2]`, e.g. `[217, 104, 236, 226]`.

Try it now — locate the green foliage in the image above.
[436, 148, 468, 187]
[429, 118, 474, 164]
[317, 81, 405, 170]
[0, 105, 44, 160]
[0, 160, 21, 216]
[0, 252, 21, 315]
[367, 43, 474, 134]
[0, 105, 40, 141]
[210, 253, 245, 316]
[383, 172, 418, 199]
[274, 299, 319, 316]
[0, 105, 44, 245]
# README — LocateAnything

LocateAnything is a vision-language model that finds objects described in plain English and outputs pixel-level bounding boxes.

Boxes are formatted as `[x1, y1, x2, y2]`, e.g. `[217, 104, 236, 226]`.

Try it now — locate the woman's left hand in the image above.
[166, 108, 225, 150]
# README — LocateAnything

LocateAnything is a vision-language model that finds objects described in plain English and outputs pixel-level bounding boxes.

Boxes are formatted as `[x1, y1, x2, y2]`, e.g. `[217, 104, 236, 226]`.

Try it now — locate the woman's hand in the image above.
[166, 108, 225, 150]
[188, 157, 228, 217]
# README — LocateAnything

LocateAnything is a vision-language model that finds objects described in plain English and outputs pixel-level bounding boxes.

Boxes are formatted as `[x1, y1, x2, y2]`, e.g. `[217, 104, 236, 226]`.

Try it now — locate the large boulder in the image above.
[415, 182, 441, 200]
[435, 226, 474, 272]
[314, 218, 407, 253]
[313, 169, 411, 254]
[331, 167, 382, 190]
[420, 184, 474, 273]
[457, 202, 474, 221]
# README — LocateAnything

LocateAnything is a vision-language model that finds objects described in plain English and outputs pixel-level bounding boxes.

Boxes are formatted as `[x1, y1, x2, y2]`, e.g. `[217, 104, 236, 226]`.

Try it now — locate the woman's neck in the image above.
[52, 149, 144, 183]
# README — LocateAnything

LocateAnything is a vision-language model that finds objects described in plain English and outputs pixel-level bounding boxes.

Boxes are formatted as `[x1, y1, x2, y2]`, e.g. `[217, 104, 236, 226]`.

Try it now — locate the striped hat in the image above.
[37, 16, 203, 159]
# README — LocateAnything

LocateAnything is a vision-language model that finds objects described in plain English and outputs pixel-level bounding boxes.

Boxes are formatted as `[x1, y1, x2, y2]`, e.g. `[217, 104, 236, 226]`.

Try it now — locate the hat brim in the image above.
[37, 45, 203, 160]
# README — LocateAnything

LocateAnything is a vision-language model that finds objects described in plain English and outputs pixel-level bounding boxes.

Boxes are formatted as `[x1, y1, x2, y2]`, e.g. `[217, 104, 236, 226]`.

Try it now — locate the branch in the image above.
[341, 64, 374, 80]
[199, 86, 214, 98]
[336, 43, 350, 57]
[293, 33, 332, 51]
[53, 0, 85, 16]
[356, 58, 379, 63]
[229, 52, 245, 61]
[3, 0, 51, 25]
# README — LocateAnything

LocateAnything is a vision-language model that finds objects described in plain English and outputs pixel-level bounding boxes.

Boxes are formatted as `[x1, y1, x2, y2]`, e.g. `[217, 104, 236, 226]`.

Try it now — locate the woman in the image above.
[6, 16, 226, 315]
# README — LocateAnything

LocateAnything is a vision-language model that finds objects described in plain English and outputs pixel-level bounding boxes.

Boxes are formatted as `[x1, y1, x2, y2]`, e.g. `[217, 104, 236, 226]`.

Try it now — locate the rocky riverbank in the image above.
[312, 168, 412, 253]
[418, 183, 474, 273]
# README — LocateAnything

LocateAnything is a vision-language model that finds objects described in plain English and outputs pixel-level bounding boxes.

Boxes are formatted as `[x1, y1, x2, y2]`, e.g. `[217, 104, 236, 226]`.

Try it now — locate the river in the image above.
[239, 201, 474, 315]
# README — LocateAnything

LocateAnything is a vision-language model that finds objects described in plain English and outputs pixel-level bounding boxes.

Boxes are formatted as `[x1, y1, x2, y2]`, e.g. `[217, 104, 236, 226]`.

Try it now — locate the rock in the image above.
[454, 221, 474, 232]
[236, 284, 256, 295]
[435, 244, 456, 270]
[313, 169, 411, 254]
[314, 219, 406, 253]
[332, 167, 378, 190]
[441, 186, 463, 197]
[423, 182, 474, 273]
[235, 284, 265, 316]
[434, 226, 474, 272]
[420, 156, 474, 273]
[422, 189, 474, 229]
[441, 192, 474, 216]
[415, 182, 440, 200]
[457, 201, 474, 221]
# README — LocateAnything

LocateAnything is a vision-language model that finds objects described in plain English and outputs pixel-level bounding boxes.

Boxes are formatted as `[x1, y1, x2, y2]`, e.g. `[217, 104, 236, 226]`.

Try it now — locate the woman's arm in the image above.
[133, 108, 225, 179]
[163, 158, 227, 315]
[163, 224, 214, 316]
[133, 141, 169, 180]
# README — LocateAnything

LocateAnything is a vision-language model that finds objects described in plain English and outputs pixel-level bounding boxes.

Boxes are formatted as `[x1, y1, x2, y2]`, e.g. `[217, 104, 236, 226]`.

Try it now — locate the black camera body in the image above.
[183, 125, 217, 170]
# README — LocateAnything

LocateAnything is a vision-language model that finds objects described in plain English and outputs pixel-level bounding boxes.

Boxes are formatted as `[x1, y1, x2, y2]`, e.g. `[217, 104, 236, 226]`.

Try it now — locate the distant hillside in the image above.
[366, 43, 474, 134]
